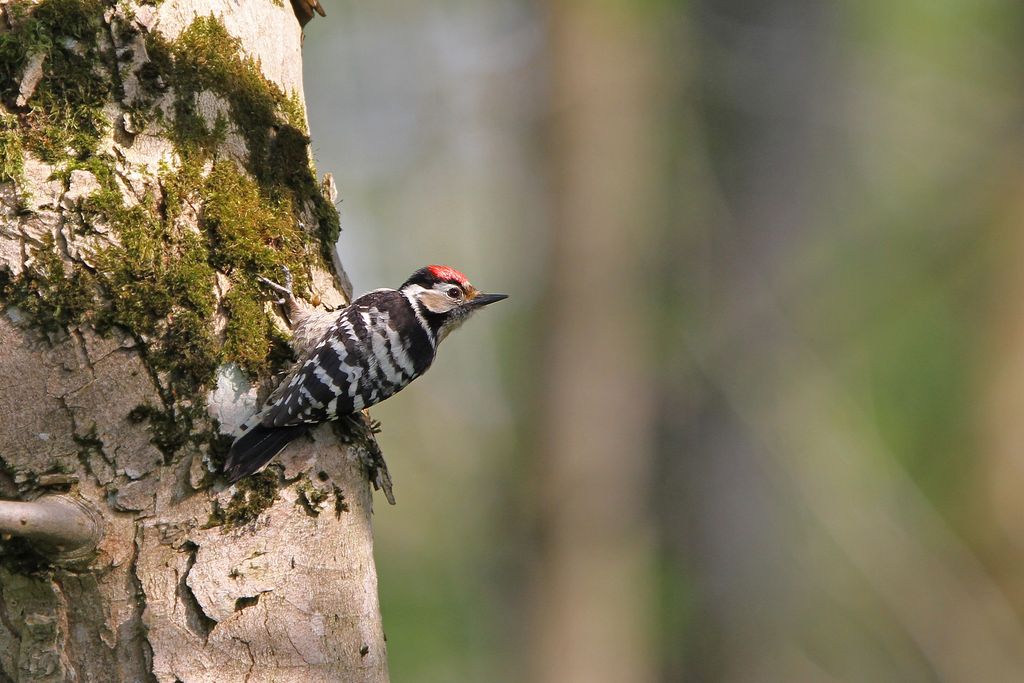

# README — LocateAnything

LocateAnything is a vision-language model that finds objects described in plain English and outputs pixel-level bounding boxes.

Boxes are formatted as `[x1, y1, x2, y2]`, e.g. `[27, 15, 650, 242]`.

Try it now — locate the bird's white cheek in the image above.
[419, 292, 455, 314]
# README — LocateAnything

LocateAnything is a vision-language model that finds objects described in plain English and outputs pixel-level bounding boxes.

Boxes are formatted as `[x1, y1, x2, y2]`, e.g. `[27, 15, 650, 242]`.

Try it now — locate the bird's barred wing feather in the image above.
[260, 291, 433, 428]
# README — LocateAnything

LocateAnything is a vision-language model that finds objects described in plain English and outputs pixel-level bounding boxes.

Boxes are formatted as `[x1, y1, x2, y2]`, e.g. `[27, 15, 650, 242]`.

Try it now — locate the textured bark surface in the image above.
[0, 1, 389, 681]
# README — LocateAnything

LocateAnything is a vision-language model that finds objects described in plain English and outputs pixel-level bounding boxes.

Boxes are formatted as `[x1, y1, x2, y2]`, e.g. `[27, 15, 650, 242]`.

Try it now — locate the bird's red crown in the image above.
[427, 265, 470, 287]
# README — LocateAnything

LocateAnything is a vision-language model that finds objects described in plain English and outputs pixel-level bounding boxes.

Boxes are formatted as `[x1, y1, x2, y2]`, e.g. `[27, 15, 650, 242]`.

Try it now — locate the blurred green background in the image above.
[304, 1, 1024, 681]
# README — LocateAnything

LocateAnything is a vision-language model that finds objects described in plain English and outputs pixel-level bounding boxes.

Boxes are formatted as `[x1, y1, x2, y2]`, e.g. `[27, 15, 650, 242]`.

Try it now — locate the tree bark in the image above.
[0, 1, 388, 681]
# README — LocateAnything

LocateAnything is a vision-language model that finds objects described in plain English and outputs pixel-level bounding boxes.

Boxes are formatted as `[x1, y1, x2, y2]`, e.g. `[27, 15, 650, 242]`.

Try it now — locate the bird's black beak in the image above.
[468, 293, 508, 308]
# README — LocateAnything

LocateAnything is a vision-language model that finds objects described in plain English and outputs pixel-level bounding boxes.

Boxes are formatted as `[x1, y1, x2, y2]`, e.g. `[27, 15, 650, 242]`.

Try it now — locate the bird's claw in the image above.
[370, 457, 395, 505]
[342, 413, 395, 505]
[257, 265, 295, 305]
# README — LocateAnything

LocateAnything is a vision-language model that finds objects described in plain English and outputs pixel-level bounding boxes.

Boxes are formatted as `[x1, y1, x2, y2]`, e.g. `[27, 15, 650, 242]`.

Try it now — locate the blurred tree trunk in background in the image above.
[658, 2, 842, 678]
[0, 1, 387, 681]
[979, 186, 1024, 612]
[527, 2, 664, 682]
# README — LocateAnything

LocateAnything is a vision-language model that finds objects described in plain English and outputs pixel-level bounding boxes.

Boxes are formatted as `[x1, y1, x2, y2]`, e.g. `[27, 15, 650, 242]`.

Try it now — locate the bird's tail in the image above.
[223, 423, 308, 484]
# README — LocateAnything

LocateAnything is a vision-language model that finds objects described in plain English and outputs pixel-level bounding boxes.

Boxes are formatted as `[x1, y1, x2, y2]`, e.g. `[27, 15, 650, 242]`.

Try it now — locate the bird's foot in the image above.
[341, 413, 395, 505]
[367, 450, 395, 506]
[257, 265, 295, 306]
[358, 432, 395, 505]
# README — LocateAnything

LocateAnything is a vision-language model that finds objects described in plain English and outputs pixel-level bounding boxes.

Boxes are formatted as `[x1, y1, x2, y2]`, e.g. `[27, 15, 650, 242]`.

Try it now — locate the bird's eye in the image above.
[446, 287, 463, 299]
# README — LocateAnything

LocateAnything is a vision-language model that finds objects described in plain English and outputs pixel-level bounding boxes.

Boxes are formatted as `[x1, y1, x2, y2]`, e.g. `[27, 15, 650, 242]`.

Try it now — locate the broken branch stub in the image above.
[0, 494, 104, 565]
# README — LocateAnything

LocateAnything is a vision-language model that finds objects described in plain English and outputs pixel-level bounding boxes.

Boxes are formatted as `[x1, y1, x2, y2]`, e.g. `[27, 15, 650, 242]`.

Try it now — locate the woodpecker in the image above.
[223, 265, 507, 484]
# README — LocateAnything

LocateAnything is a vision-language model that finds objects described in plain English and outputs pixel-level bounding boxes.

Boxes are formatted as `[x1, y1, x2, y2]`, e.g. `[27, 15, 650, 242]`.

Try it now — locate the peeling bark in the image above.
[0, 1, 389, 681]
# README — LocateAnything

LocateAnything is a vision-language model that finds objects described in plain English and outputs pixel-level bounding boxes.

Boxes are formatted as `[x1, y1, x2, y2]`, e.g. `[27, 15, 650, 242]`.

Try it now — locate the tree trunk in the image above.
[0, 1, 388, 681]
[527, 3, 663, 682]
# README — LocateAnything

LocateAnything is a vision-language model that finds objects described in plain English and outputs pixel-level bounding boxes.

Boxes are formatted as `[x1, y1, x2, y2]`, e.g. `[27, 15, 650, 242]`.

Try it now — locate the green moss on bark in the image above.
[206, 469, 278, 528]
[202, 161, 306, 278]
[0, 8, 339, 477]
[222, 282, 275, 376]
[0, 0, 112, 162]
[0, 235, 97, 336]
[0, 113, 24, 183]
[145, 16, 340, 261]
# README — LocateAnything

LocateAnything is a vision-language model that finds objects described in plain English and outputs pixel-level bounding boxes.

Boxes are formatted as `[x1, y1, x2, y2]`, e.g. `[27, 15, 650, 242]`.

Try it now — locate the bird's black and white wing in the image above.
[223, 289, 435, 482]
[262, 289, 434, 427]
